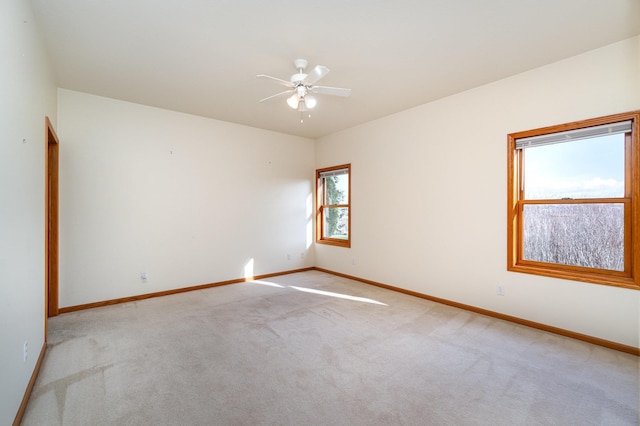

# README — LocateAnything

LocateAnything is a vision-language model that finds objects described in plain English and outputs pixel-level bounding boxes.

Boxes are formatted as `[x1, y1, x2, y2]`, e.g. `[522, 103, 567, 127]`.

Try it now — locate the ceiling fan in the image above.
[257, 59, 351, 120]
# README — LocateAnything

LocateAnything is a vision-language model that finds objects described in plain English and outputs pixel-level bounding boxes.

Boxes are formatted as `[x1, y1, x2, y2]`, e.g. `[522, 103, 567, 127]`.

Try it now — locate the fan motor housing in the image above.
[291, 73, 307, 83]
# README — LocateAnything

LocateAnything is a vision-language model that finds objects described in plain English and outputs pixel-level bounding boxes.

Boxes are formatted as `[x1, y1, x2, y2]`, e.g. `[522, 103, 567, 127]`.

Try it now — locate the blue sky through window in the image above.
[523, 134, 624, 199]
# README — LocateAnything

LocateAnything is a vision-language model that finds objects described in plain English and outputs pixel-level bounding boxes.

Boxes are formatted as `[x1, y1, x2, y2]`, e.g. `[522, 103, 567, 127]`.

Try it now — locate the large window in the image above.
[507, 111, 639, 289]
[316, 164, 351, 247]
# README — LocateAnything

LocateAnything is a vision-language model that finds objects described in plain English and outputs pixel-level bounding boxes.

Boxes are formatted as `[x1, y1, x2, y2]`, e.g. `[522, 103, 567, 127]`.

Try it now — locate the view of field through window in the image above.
[521, 133, 625, 271]
[523, 203, 624, 271]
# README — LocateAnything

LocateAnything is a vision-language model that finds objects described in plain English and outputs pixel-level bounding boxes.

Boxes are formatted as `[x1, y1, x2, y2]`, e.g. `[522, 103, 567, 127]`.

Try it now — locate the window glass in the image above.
[325, 174, 349, 205]
[522, 203, 624, 271]
[323, 207, 349, 239]
[523, 134, 625, 200]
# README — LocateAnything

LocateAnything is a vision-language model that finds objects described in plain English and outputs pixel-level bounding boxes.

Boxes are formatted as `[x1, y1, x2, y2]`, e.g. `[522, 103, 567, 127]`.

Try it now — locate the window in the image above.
[316, 164, 351, 247]
[507, 111, 639, 289]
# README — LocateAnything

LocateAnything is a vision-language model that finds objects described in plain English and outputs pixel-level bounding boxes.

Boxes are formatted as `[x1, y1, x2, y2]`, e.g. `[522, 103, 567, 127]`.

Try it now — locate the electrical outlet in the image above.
[496, 285, 506, 296]
[352, 258, 357, 266]
[23, 341, 28, 363]
[141, 272, 148, 280]
[287, 254, 291, 260]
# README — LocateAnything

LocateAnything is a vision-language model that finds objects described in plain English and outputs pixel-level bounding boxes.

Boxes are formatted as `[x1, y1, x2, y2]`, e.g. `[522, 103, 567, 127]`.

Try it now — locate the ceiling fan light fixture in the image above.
[295, 85, 307, 97]
[304, 95, 317, 109]
[286, 94, 299, 109]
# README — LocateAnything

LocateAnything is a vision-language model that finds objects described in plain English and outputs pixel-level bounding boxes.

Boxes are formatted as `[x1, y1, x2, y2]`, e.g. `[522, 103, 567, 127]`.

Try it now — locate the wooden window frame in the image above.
[507, 111, 639, 289]
[316, 164, 351, 248]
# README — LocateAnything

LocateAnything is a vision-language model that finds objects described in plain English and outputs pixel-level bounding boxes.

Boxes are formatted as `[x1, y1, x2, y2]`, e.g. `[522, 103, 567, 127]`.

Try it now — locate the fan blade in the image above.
[256, 74, 294, 88]
[310, 86, 352, 97]
[259, 90, 293, 103]
[304, 65, 329, 85]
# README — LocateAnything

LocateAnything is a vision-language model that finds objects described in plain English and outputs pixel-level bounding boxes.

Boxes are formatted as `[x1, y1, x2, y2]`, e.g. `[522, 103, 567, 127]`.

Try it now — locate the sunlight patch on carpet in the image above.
[289, 286, 388, 305]
[250, 280, 285, 288]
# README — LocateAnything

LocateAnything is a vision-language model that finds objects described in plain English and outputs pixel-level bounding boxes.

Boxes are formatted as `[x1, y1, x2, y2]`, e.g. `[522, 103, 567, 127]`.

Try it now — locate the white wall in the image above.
[58, 89, 315, 308]
[315, 37, 640, 348]
[0, 0, 57, 423]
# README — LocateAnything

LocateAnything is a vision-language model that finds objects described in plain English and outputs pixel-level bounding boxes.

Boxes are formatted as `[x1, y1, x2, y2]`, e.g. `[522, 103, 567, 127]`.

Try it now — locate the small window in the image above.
[507, 111, 639, 289]
[316, 164, 351, 247]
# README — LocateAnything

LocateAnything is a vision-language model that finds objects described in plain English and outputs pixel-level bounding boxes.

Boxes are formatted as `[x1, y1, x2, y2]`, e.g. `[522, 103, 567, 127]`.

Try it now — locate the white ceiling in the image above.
[30, 0, 640, 139]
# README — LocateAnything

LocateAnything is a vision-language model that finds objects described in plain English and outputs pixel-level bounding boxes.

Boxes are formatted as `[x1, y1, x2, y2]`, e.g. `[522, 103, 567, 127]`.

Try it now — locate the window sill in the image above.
[508, 264, 639, 290]
[317, 238, 351, 248]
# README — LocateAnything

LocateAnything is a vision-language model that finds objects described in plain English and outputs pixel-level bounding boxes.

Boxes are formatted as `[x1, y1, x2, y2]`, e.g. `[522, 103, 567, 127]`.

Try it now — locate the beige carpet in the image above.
[22, 271, 639, 425]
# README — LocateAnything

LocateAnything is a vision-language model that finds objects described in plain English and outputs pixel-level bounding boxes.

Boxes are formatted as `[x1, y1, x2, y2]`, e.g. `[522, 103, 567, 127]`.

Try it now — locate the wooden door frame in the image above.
[45, 116, 59, 323]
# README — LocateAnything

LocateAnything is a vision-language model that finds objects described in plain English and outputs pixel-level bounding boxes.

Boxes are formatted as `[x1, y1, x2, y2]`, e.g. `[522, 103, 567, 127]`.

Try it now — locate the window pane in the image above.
[522, 203, 624, 271]
[325, 174, 348, 205]
[523, 134, 624, 199]
[323, 207, 349, 239]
